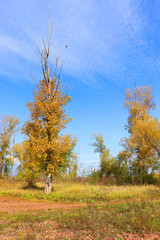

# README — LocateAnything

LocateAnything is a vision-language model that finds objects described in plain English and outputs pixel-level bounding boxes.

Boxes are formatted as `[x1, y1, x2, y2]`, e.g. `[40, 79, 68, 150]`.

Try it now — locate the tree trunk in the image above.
[10, 149, 13, 178]
[44, 172, 52, 194]
[139, 163, 142, 185]
[10, 163, 13, 178]
[0, 156, 4, 179]
[0, 165, 3, 179]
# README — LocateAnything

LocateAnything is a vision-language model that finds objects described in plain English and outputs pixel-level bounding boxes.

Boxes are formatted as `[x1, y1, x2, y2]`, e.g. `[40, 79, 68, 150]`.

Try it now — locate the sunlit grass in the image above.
[0, 179, 159, 203]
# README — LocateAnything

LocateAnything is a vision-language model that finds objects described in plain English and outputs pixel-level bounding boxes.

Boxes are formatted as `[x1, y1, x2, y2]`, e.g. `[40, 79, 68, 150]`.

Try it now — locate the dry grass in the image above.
[0, 179, 159, 203]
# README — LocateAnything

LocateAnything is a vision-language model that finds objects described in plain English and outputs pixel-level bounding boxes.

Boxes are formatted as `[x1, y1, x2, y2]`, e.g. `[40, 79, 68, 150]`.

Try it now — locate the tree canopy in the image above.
[23, 24, 74, 193]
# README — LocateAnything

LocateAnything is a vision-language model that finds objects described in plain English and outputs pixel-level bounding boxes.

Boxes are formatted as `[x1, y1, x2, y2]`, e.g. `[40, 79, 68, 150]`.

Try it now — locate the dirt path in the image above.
[1, 196, 160, 214]
[0, 196, 86, 213]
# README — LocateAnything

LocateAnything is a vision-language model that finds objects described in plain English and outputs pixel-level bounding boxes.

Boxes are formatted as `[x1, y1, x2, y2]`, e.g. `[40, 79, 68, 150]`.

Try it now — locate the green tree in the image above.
[62, 139, 78, 179]
[0, 115, 19, 179]
[13, 141, 39, 187]
[91, 133, 114, 177]
[114, 150, 130, 184]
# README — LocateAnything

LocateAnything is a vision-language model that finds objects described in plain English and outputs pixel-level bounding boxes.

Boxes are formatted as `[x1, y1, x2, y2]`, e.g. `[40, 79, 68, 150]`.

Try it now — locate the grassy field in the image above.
[1, 201, 160, 239]
[0, 180, 160, 203]
[0, 180, 160, 239]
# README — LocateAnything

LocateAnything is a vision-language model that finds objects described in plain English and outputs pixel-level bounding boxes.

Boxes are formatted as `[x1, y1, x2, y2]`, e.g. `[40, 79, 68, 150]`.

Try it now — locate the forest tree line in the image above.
[1, 85, 160, 189]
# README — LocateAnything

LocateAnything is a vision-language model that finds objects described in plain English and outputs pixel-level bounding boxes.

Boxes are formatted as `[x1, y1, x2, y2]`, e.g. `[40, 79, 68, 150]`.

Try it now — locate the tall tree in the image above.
[0, 115, 19, 179]
[124, 86, 155, 134]
[23, 22, 73, 193]
[122, 86, 159, 183]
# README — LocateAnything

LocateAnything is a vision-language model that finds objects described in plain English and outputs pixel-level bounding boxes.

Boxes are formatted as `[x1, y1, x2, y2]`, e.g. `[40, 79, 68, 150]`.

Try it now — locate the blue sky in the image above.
[1, 0, 160, 171]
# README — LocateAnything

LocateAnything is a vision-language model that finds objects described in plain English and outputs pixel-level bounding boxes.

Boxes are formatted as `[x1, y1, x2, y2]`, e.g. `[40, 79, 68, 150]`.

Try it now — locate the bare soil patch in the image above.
[0, 196, 86, 213]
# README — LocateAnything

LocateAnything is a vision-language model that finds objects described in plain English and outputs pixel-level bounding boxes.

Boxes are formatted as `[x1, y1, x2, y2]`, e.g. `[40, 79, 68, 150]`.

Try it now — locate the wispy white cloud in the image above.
[0, 34, 34, 61]
[0, 0, 160, 87]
